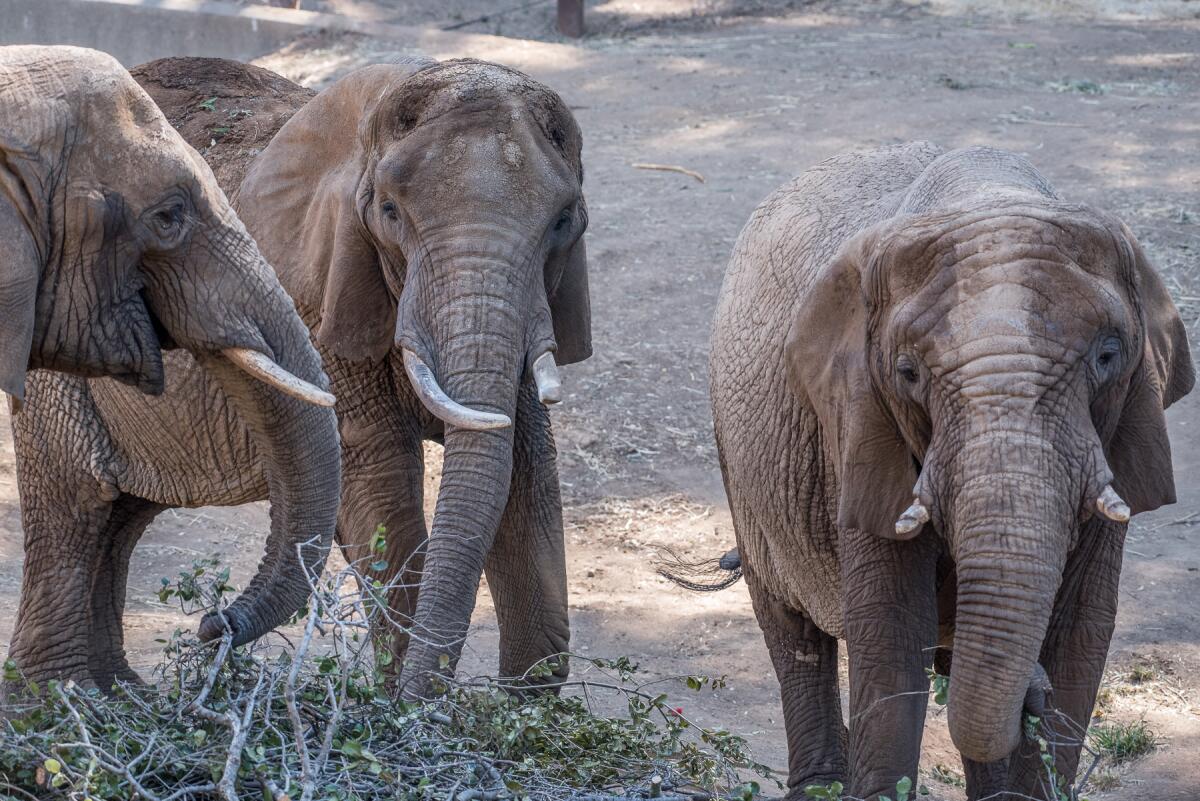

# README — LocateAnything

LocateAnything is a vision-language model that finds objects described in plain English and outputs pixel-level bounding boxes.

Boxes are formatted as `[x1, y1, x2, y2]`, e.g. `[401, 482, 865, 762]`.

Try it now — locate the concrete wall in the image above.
[0, 0, 374, 65]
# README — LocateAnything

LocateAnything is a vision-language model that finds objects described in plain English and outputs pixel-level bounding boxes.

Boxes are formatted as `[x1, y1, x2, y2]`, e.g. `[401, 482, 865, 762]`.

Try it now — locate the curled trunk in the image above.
[190, 279, 341, 645]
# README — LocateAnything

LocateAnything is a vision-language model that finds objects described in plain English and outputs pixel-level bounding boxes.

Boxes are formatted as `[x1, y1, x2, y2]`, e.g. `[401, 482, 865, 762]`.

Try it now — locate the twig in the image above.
[632, 163, 706, 183]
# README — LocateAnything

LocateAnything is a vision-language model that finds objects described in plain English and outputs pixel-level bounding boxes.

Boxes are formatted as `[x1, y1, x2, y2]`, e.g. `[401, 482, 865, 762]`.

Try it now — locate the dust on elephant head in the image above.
[0, 45, 332, 407]
[788, 148, 1193, 762]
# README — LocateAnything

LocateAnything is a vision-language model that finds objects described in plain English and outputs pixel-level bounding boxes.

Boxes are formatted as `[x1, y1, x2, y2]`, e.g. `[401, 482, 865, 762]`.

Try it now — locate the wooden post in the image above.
[557, 0, 584, 37]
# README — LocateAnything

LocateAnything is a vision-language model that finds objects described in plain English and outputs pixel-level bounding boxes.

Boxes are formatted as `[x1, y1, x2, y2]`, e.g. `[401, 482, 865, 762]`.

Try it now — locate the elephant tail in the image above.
[655, 546, 743, 591]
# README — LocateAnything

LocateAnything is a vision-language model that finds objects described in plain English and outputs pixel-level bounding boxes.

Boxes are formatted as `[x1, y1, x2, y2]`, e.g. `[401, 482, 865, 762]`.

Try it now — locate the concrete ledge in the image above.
[0, 0, 582, 70]
[0, 0, 436, 65]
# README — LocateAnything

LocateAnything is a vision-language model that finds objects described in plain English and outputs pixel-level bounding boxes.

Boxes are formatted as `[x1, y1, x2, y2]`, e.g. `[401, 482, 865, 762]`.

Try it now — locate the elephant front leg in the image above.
[842, 526, 939, 800]
[484, 380, 570, 688]
[334, 380, 428, 672]
[1007, 519, 1124, 799]
[743, 567, 846, 798]
[8, 491, 112, 690]
[87, 495, 166, 689]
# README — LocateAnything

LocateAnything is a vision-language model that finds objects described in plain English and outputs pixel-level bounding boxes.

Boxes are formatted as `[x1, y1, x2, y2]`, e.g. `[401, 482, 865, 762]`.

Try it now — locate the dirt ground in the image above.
[3, 1, 1200, 798]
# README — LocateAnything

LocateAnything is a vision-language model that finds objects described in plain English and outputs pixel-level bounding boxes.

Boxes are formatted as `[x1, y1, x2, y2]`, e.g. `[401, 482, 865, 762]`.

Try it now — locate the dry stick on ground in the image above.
[632, 163, 706, 183]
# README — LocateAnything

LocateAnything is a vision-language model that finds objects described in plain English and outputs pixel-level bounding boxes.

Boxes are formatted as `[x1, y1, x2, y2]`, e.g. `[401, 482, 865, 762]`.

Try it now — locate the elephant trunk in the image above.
[397, 252, 534, 697]
[188, 259, 341, 646]
[943, 433, 1076, 764]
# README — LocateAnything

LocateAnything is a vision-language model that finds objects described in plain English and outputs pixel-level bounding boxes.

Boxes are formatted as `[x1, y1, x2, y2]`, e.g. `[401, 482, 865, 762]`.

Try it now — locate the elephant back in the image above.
[131, 57, 315, 194]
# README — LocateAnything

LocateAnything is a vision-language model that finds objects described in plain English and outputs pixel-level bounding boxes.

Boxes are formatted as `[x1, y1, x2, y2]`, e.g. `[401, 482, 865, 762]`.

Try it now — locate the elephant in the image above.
[702, 143, 1192, 799]
[1, 46, 342, 690]
[98, 55, 590, 696]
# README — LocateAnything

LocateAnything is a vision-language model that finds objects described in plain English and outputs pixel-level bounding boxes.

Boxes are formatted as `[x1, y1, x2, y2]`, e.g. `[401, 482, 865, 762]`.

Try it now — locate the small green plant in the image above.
[1090, 720, 1158, 763]
[804, 776, 912, 801]
[1127, 661, 1159, 685]
[926, 669, 949, 706]
[197, 97, 217, 111]
[1088, 769, 1121, 791]
[928, 763, 965, 788]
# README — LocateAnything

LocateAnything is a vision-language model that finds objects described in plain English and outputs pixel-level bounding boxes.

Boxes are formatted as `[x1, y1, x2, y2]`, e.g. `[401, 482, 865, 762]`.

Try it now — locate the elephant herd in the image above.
[0, 44, 1191, 801]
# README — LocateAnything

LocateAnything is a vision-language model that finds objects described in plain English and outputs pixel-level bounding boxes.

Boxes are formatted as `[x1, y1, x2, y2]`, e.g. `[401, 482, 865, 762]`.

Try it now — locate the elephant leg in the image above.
[9, 490, 113, 689]
[962, 756, 1011, 800]
[842, 526, 939, 800]
[1007, 519, 1124, 799]
[484, 380, 569, 687]
[333, 369, 428, 669]
[743, 565, 846, 798]
[87, 494, 167, 690]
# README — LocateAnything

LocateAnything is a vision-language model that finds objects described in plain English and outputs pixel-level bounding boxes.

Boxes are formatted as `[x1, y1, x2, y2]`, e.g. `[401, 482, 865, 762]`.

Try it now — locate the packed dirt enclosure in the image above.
[3, 0, 1200, 798]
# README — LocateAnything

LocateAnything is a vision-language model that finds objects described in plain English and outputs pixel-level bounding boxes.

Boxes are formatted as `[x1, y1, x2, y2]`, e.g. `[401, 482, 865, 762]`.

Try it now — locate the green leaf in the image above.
[43, 758, 61, 775]
[198, 97, 217, 111]
[896, 776, 913, 801]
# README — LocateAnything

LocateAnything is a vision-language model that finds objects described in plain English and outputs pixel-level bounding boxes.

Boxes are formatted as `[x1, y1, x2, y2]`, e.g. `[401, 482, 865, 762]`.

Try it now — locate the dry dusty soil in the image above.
[3, 2, 1200, 798]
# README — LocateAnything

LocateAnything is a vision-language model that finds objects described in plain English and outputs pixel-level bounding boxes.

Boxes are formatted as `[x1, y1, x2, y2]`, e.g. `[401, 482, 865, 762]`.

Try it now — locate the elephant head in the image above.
[1, 46, 341, 650]
[236, 59, 590, 686]
[788, 152, 1192, 762]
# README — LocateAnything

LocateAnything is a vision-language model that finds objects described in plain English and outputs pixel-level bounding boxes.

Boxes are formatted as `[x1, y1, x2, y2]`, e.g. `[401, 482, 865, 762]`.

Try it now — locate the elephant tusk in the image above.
[532, 351, 562, 405]
[222, 348, 336, 408]
[402, 349, 512, 431]
[1096, 484, 1130, 523]
[895, 498, 930, 536]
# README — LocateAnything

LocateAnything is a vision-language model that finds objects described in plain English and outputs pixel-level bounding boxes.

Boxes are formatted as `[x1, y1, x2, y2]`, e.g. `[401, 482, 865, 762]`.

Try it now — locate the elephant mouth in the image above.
[143, 289, 176, 350]
[105, 291, 165, 395]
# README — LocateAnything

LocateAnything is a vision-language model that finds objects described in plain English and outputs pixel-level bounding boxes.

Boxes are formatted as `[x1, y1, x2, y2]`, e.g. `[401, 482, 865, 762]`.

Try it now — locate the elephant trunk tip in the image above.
[197, 606, 256, 647]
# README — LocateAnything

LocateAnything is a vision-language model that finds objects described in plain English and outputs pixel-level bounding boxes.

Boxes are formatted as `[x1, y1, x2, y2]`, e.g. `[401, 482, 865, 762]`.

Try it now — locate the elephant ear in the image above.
[237, 64, 427, 363]
[1107, 225, 1195, 515]
[0, 140, 45, 400]
[787, 224, 920, 540]
[547, 226, 592, 365]
[538, 91, 591, 365]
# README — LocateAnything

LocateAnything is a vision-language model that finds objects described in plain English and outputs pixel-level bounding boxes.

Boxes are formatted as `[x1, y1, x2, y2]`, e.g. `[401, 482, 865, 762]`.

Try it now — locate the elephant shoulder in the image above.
[130, 57, 316, 194]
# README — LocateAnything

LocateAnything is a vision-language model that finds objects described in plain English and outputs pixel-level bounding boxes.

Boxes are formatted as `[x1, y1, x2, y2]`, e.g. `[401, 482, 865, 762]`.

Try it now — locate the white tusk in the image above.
[895, 498, 931, 536]
[532, 351, 562, 405]
[222, 348, 336, 408]
[1096, 484, 1130, 523]
[402, 349, 512, 431]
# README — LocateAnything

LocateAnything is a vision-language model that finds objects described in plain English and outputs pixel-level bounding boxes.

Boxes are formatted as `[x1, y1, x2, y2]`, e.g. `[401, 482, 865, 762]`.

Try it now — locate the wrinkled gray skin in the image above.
[121, 57, 592, 697]
[708, 143, 1192, 800]
[1, 47, 340, 690]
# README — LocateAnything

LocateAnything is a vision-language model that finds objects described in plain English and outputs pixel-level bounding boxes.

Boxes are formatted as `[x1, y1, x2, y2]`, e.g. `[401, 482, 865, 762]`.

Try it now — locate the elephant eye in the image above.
[381, 200, 399, 221]
[1096, 337, 1122, 375]
[896, 354, 920, 384]
[153, 205, 182, 233]
[143, 201, 189, 249]
[553, 208, 572, 233]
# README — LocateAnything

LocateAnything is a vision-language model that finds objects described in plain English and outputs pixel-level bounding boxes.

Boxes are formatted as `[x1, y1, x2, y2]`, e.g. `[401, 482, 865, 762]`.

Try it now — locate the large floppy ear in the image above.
[548, 227, 592, 365]
[787, 224, 920, 540]
[0, 193, 39, 400]
[1107, 225, 1195, 515]
[0, 143, 45, 400]
[237, 64, 426, 363]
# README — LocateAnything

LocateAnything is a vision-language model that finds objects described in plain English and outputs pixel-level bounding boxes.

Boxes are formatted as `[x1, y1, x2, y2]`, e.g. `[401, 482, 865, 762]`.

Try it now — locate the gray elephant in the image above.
[1, 46, 341, 690]
[49, 55, 589, 696]
[703, 143, 1192, 799]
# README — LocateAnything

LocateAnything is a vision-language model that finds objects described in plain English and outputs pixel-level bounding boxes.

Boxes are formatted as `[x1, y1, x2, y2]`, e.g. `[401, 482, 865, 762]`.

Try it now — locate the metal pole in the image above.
[557, 0, 584, 37]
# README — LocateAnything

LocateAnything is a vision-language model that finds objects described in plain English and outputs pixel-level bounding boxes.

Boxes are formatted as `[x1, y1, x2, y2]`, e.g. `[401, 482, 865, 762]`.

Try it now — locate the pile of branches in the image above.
[0, 536, 776, 801]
